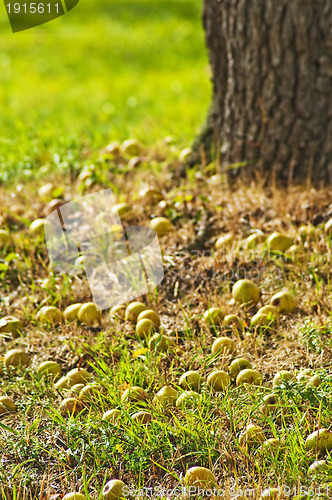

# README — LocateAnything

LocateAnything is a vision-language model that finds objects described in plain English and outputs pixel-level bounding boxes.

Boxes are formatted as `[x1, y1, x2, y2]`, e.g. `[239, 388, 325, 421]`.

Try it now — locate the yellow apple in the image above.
[229, 358, 252, 377]
[250, 312, 275, 328]
[270, 291, 297, 313]
[29, 218, 51, 236]
[38, 360, 62, 380]
[179, 371, 201, 391]
[4, 349, 30, 368]
[232, 279, 261, 307]
[70, 384, 86, 395]
[78, 302, 101, 325]
[149, 334, 174, 353]
[135, 318, 155, 339]
[236, 369, 262, 387]
[256, 305, 279, 319]
[102, 409, 121, 423]
[215, 233, 234, 250]
[111, 202, 134, 221]
[137, 309, 160, 328]
[260, 393, 278, 413]
[121, 138, 143, 156]
[308, 459, 328, 474]
[223, 314, 243, 330]
[79, 384, 102, 402]
[211, 337, 233, 355]
[272, 371, 294, 387]
[207, 370, 230, 391]
[184, 466, 217, 489]
[259, 438, 281, 452]
[239, 423, 265, 449]
[121, 386, 148, 403]
[202, 307, 225, 325]
[150, 217, 174, 236]
[132, 411, 152, 424]
[125, 302, 147, 322]
[153, 386, 178, 407]
[0, 396, 16, 414]
[38, 183, 54, 201]
[0, 316, 22, 335]
[267, 232, 293, 252]
[60, 398, 84, 416]
[305, 429, 332, 453]
[63, 303, 83, 322]
[36, 305, 62, 325]
[176, 390, 199, 409]
[66, 368, 92, 386]
[245, 231, 265, 248]
[63, 493, 87, 500]
[138, 187, 163, 206]
[102, 479, 127, 500]
[110, 305, 126, 320]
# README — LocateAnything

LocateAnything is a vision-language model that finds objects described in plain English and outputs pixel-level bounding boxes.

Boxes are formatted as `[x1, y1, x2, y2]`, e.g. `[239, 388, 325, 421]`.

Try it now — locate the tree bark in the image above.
[200, 0, 332, 184]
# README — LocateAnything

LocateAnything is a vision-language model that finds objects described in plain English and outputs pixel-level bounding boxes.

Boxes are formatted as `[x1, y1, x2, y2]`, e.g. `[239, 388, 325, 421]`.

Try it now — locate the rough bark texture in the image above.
[201, 0, 332, 184]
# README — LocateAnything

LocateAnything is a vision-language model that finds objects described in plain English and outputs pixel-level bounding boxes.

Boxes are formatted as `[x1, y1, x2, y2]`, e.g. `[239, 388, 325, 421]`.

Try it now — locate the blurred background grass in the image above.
[0, 0, 211, 183]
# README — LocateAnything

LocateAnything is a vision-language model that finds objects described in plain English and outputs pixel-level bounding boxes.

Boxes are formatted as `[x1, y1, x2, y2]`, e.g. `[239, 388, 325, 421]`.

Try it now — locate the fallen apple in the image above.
[309, 374, 322, 387]
[135, 318, 155, 339]
[121, 386, 148, 403]
[211, 337, 233, 355]
[44, 198, 66, 216]
[236, 369, 262, 387]
[55, 376, 71, 390]
[305, 428, 332, 453]
[270, 291, 297, 313]
[66, 368, 92, 386]
[102, 409, 121, 422]
[256, 305, 279, 319]
[60, 397, 84, 416]
[153, 386, 178, 407]
[179, 371, 201, 391]
[63, 303, 83, 322]
[63, 493, 87, 500]
[184, 466, 217, 489]
[138, 187, 163, 206]
[137, 309, 160, 328]
[102, 479, 127, 500]
[223, 314, 243, 330]
[178, 147, 192, 162]
[125, 302, 147, 322]
[207, 370, 230, 391]
[176, 390, 199, 409]
[308, 459, 328, 474]
[202, 307, 225, 326]
[260, 393, 278, 413]
[0, 229, 11, 247]
[150, 217, 174, 237]
[110, 305, 126, 320]
[36, 305, 62, 325]
[149, 334, 174, 353]
[132, 411, 152, 424]
[296, 369, 313, 382]
[259, 438, 281, 452]
[232, 279, 261, 307]
[79, 384, 102, 402]
[239, 423, 265, 449]
[70, 383, 86, 395]
[0, 316, 22, 336]
[0, 396, 16, 414]
[29, 218, 51, 236]
[272, 371, 294, 387]
[250, 312, 275, 328]
[38, 360, 62, 380]
[4, 349, 30, 368]
[78, 302, 101, 325]
[267, 232, 293, 252]
[121, 138, 143, 156]
[38, 182, 54, 201]
[215, 233, 234, 250]
[246, 231, 265, 248]
[229, 358, 252, 377]
[111, 202, 134, 221]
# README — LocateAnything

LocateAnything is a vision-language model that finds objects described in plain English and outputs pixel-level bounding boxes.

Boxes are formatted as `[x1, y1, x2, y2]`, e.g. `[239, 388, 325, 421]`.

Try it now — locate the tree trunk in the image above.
[199, 0, 332, 184]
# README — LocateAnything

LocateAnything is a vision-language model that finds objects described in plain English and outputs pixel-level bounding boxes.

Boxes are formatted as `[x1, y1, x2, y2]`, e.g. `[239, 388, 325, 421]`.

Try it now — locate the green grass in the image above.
[0, 0, 210, 183]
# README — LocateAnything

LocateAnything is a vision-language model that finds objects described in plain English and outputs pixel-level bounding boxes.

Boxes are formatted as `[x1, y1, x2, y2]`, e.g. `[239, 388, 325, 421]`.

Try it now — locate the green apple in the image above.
[55, 376, 71, 390]
[176, 390, 199, 409]
[305, 428, 332, 453]
[149, 334, 174, 353]
[121, 138, 143, 156]
[236, 369, 262, 387]
[38, 182, 54, 201]
[36, 305, 62, 325]
[4, 349, 30, 368]
[78, 302, 101, 325]
[125, 302, 147, 322]
[102, 409, 121, 423]
[184, 466, 217, 489]
[256, 305, 279, 319]
[121, 386, 148, 403]
[135, 318, 155, 339]
[250, 312, 275, 328]
[111, 202, 134, 221]
[324, 218, 332, 234]
[239, 423, 265, 449]
[79, 384, 102, 402]
[229, 358, 252, 377]
[179, 371, 201, 391]
[63, 303, 83, 322]
[260, 393, 278, 413]
[150, 217, 174, 237]
[132, 411, 152, 424]
[309, 374, 322, 387]
[178, 147, 192, 162]
[153, 386, 178, 407]
[105, 141, 121, 156]
[296, 369, 313, 382]
[245, 231, 265, 248]
[0, 229, 11, 247]
[0, 396, 16, 414]
[207, 370, 230, 391]
[63, 493, 87, 500]
[232, 279, 261, 307]
[138, 187, 163, 206]
[0, 316, 22, 335]
[272, 371, 294, 387]
[70, 383, 86, 395]
[38, 360, 62, 380]
[215, 233, 234, 250]
[211, 337, 233, 355]
[270, 291, 297, 313]
[259, 438, 281, 452]
[66, 368, 92, 386]
[286, 244, 303, 257]
[308, 459, 328, 474]
[267, 232, 293, 252]
[102, 479, 127, 500]
[110, 304, 126, 320]
[203, 307, 225, 325]
[223, 314, 243, 330]
[60, 398, 84, 416]
[29, 218, 51, 236]
[137, 309, 160, 328]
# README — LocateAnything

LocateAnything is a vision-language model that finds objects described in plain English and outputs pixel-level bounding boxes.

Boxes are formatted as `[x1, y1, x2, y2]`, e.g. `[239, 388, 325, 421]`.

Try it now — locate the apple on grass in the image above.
[0, 229, 11, 247]
[63, 493, 87, 500]
[267, 232, 293, 252]
[0, 396, 16, 414]
[179, 371, 201, 391]
[63, 303, 83, 322]
[29, 218, 51, 236]
[149, 334, 174, 353]
[232, 279, 261, 307]
[137, 309, 160, 328]
[121, 138, 143, 156]
[153, 386, 178, 407]
[0, 316, 22, 336]
[176, 390, 199, 409]
[4, 349, 30, 368]
[135, 318, 155, 340]
[60, 398, 84, 416]
[270, 290, 297, 313]
[125, 302, 147, 322]
[121, 386, 148, 404]
[250, 312, 275, 329]
[38, 360, 62, 380]
[132, 411, 152, 424]
[229, 358, 252, 377]
[305, 428, 332, 454]
[110, 304, 126, 320]
[236, 369, 262, 387]
[66, 368, 92, 386]
[103, 409, 121, 423]
[184, 466, 217, 490]
[215, 232, 234, 250]
[207, 370, 230, 391]
[211, 337, 233, 355]
[239, 423, 265, 449]
[111, 202, 134, 221]
[260, 393, 278, 413]
[150, 217, 174, 237]
[223, 314, 243, 330]
[202, 307, 225, 326]
[272, 371, 294, 387]
[36, 305, 62, 325]
[78, 302, 101, 325]
[102, 479, 127, 500]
